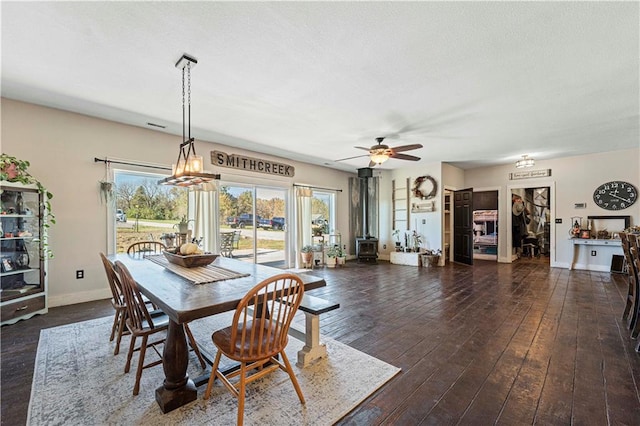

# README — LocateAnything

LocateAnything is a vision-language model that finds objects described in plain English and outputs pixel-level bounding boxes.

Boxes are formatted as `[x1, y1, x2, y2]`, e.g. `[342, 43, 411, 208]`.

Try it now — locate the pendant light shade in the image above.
[158, 54, 219, 187]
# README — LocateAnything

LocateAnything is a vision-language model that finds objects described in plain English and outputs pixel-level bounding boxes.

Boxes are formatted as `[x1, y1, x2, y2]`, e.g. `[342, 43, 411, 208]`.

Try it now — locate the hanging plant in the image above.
[98, 159, 115, 204]
[0, 153, 55, 258]
[99, 180, 115, 204]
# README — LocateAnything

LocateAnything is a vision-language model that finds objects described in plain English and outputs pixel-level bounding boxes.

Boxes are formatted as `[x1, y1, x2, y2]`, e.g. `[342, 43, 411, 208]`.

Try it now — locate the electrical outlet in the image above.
[591, 250, 596, 256]
[422, 219, 426, 224]
[556, 218, 562, 224]
[383, 244, 387, 249]
[76, 270, 84, 279]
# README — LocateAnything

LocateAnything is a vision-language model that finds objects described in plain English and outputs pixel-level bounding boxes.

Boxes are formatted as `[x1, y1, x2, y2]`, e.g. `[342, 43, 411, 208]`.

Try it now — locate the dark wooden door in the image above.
[454, 188, 474, 265]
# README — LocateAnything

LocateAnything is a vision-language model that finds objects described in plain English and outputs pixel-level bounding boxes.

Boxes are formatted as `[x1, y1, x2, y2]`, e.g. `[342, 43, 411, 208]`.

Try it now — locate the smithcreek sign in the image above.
[211, 151, 295, 177]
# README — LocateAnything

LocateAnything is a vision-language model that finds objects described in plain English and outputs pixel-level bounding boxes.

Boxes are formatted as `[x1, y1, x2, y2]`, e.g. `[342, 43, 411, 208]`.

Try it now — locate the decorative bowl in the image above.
[163, 251, 218, 268]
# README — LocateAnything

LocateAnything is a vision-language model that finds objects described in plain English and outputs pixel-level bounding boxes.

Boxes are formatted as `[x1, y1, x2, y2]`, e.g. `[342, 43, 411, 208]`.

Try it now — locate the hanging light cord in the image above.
[187, 61, 191, 141]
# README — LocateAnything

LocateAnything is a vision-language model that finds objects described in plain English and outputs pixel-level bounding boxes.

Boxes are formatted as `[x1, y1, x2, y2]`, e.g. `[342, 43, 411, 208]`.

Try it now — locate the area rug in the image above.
[28, 312, 400, 425]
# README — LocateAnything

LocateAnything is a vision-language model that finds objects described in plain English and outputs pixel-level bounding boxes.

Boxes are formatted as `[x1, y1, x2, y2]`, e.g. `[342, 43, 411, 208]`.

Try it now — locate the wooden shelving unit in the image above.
[392, 178, 410, 231]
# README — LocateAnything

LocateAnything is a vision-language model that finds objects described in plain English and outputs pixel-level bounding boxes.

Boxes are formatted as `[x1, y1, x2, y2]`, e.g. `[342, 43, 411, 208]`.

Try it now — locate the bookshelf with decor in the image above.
[1, 181, 48, 324]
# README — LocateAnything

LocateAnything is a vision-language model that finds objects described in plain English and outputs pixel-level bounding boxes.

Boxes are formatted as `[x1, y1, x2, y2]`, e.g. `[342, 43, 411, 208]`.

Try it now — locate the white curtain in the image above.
[188, 183, 218, 254]
[295, 187, 313, 268]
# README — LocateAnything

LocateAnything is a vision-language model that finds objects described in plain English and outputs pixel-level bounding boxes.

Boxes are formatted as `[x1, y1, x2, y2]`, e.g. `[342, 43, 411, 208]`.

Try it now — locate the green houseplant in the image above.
[325, 245, 339, 268]
[0, 153, 55, 258]
[392, 229, 402, 250]
[300, 244, 314, 266]
[335, 245, 347, 266]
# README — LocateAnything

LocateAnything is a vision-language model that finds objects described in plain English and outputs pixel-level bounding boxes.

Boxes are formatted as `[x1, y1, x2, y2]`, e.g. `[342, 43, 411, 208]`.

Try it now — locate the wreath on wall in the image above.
[412, 175, 438, 200]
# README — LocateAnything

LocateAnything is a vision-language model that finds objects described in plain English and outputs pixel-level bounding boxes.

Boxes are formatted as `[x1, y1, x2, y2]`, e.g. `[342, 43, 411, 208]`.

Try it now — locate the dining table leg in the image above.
[155, 319, 197, 413]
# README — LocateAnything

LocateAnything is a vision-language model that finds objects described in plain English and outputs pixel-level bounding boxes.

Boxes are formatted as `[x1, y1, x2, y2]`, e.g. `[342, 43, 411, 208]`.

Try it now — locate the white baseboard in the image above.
[49, 288, 111, 308]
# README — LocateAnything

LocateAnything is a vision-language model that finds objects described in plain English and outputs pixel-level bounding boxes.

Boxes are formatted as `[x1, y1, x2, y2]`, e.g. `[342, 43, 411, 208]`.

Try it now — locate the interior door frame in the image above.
[506, 180, 556, 264]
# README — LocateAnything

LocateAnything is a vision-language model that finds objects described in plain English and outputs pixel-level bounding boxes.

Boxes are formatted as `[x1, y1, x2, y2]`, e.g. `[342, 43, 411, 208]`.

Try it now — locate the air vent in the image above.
[146, 122, 166, 129]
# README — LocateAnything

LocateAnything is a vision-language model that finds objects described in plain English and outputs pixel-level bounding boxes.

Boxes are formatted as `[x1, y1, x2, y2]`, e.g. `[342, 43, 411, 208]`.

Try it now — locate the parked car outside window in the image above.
[271, 217, 285, 230]
[116, 209, 127, 222]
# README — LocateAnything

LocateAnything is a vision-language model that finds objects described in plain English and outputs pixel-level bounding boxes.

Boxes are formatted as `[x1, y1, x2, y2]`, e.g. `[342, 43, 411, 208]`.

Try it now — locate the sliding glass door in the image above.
[218, 184, 288, 267]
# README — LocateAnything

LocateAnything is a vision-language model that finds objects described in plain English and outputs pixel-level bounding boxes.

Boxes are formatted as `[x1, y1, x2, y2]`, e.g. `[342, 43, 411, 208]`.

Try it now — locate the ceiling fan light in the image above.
[370, 150, 389, 164]
[516, 155, 535, 168]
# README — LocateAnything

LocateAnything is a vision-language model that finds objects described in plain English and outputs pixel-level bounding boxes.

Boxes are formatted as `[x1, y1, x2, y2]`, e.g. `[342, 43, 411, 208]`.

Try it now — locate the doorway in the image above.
[218, 184, 289, 268]
[510, 186, 551, 262]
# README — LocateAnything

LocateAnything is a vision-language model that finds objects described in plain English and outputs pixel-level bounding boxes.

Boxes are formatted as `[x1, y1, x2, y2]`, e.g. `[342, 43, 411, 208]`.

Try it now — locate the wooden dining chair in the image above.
[99, 253, 163, 355]
[620, 233, 638, 327]
[99, 253, 130, 355]
[114, 260, 206, 395]
[126, 241, 167, 258]
[626, 234, 640, 340]
[204, 273, 306, 426]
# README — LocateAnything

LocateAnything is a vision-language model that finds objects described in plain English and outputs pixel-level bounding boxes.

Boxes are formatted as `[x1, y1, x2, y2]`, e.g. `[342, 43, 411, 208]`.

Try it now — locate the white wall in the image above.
[1, 98, 356, 306]
[3, 97, 637, 306]
[464, 150, 639, 269]
[383, 162, 444, 259]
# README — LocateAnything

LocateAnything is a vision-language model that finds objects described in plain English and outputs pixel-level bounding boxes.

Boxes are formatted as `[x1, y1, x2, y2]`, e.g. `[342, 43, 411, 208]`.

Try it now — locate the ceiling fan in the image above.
[336, 137, 423, 167]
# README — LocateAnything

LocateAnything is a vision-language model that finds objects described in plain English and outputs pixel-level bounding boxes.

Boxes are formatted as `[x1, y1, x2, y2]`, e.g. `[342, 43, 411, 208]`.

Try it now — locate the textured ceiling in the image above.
[1, 2, 638, 172]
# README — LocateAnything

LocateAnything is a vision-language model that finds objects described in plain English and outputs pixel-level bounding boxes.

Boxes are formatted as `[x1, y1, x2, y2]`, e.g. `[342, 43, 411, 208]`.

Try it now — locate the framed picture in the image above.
[1, 257, 14, 272]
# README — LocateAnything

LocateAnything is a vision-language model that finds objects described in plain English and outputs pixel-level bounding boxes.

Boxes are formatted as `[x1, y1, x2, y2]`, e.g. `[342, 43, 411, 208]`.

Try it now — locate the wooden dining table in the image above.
[110, 253, 326, 413]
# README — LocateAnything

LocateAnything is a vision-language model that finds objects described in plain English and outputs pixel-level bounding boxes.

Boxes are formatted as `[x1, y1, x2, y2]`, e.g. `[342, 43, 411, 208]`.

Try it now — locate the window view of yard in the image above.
[114, 172, 188, 253]
[112, 174, 333, 266]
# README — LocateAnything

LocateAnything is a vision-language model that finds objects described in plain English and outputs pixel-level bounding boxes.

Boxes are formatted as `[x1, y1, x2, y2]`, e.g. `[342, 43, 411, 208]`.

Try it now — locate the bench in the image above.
[287, 294, 340, 367]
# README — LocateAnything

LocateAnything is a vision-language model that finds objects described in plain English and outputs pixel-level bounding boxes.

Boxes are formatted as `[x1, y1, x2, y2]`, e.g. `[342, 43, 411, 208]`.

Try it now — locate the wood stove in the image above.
[356, 237, 378, 263]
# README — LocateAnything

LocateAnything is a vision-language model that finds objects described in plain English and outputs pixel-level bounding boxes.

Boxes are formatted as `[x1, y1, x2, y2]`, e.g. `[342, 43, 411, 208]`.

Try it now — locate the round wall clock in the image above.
[593, 181, 638, 210]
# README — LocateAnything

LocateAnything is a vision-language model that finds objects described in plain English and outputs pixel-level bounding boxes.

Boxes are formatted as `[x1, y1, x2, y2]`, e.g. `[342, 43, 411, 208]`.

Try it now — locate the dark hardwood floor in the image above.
[2, 258, 640, 425]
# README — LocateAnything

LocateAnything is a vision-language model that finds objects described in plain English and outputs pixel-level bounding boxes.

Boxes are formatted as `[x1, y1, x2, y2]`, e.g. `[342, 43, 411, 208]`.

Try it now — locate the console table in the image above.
[569, 238, 622, 270]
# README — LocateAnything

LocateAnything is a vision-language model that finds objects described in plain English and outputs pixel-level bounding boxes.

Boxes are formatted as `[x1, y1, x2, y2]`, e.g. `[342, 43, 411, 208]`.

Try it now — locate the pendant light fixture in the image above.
[158, 54, 219, 187]
[515, 154, 535, 168]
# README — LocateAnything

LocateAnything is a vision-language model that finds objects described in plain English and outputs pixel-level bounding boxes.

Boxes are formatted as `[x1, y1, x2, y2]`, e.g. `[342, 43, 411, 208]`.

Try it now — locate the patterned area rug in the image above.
[28, 312, 400, 425]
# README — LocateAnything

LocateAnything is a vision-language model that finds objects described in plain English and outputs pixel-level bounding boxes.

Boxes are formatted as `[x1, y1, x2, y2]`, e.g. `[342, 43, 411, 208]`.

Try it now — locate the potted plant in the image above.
[421, 249, 442, 267]
[300, 245, 314, 267]
[0, 153, 55, 258]
[335, 246, 347, 266]
[325, 245, 339, 268]
[392, 229, 402, 251]
[312, 225, 324, 236]
[174, 216, 193, 234]
[412, 230, 423, 252]
[99, 180, 114, 204]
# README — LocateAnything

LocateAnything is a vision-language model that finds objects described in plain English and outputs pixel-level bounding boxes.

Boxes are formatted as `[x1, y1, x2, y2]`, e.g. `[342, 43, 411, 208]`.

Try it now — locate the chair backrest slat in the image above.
[229, 273, 304, 359]
[127, 241, 166, 258]
[114, 260, 155, 331]
[99, 252, 124, 306]
[628, 234, 640, 280]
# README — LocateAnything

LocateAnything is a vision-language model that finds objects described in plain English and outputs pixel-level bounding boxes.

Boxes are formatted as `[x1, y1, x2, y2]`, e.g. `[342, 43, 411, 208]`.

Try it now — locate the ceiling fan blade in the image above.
[391, 143, 423, 153]
[390, 153, 421, 161]
[334, 154, 369, 162]
[355, 146, 371, 151]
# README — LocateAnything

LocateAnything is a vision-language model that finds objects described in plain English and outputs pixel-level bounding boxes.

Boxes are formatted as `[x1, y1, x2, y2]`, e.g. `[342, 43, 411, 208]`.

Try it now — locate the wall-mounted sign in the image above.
[509, 169, 551, 180]
[211, 151, 295, 177]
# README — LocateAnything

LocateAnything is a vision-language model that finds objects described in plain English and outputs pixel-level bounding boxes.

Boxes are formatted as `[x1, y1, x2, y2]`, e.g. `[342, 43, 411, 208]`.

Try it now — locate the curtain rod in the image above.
[94, 157, 171, 171]
[293, 183, 342, 193]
